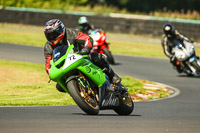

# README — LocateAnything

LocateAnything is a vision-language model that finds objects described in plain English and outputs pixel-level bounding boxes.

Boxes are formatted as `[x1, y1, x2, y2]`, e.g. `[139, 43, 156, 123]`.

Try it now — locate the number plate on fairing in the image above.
[62, 54, 83, 70]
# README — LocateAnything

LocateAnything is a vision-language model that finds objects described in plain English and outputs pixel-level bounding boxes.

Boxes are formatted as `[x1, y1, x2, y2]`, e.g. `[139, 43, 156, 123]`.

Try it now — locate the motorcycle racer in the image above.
[44, 19, 121, 92]
[161, 23, 194, 73]
[77, 16, 94, 34]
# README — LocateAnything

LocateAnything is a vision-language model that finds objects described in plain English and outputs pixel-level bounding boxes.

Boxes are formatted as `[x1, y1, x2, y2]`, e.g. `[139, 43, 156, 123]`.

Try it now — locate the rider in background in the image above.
[161, 23, 194, 73]
[77, 16, 94, 34]
[44, 19, 121, 92]
[77, 16, 105, 35]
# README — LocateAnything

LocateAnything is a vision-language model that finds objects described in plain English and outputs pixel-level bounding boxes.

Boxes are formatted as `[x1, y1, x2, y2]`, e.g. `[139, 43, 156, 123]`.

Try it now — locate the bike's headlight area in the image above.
[177, 53, 185, 59]
[178, 55, 182, 59]
[56, 60, 65, 69]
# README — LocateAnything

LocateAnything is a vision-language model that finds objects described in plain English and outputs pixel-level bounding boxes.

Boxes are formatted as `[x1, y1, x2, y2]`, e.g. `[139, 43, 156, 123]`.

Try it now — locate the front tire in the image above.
[67, 79, 99, 115]
[191, 60, 200, 75]
[114, 93, 134, 115]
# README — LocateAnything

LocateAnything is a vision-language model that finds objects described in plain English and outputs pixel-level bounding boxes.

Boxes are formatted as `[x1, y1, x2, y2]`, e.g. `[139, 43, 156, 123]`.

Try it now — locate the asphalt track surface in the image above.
[0, 43, 200, 133]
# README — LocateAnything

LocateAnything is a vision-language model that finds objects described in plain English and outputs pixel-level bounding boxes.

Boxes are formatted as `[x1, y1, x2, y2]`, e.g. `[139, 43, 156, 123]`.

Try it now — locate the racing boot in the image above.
[89, 53, 121, 85]
[115, 83, 128, 96]
[103, 66, 130, 95]
[103, 66, 122, 85]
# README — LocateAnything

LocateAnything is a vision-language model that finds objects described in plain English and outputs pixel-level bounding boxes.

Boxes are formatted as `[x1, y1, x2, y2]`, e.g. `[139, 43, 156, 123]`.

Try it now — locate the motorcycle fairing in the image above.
[100, 92, 119, 110]
[62, 54, 83, 70]
[49, 44, 107, 92]
[189, 56, 198, 63]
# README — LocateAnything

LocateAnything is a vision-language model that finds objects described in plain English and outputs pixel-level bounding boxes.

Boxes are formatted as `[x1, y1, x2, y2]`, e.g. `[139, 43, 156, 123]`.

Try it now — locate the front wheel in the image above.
[102, 48, 115, 65]
[67, 79, 99, 115]
[191, 60, 200, 75]
[114, 92, 134, 115]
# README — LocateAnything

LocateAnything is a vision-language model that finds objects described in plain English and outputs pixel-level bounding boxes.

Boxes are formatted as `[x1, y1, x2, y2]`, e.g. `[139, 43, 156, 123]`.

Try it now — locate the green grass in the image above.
[0, 23, 46, 47]
[0, 60, 74, 106]
[0, 60, 171, 105]
[109, 40, 165, 58]
[1, 23, 199, 58]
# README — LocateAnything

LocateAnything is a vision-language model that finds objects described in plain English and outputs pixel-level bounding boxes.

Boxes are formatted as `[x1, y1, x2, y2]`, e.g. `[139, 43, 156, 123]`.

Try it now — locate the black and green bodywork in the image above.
[49, 44, 106, 92]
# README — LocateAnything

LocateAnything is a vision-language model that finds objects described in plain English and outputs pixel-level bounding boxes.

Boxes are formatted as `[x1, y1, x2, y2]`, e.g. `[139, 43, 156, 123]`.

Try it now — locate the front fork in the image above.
[182, 56, 199, 75]
[77, 73, 97, 99]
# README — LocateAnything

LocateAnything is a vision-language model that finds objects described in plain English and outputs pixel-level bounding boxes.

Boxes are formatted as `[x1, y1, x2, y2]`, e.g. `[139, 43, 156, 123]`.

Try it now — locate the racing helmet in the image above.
[163, 23, 175, 38]
[44, 19, 65, 46]
[78, 16, 91, 31]
[78, 16, 89, 25]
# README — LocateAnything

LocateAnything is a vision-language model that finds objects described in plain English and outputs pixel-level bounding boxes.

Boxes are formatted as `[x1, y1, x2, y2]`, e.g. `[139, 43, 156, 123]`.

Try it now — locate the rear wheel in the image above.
[114, 92, 134, 115]
[103, 48, 115, 65]
[67, 79, 99, 115]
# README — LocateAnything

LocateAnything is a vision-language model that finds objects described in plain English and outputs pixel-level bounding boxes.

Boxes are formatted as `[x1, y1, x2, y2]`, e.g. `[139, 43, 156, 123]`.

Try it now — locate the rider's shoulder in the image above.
[44, 41, 51, 47]
[44, 41, 53, 54]
[161, 34, 167, 39]
[66, 27, 79, 38]
[66, 27, 78, 33]
[174, 30, 181, 35]
[44, 41, 53, 49]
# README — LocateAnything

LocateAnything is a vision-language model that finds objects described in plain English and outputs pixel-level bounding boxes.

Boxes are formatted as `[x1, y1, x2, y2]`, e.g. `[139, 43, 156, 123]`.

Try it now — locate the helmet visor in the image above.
[79, 23, 89, 31]
[45, 25, 64, 42]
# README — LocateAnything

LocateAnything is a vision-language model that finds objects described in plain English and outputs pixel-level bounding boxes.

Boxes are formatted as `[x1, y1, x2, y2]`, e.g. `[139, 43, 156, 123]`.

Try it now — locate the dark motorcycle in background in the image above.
[89, 29, 115, 64]
[172, 39, 200, 76]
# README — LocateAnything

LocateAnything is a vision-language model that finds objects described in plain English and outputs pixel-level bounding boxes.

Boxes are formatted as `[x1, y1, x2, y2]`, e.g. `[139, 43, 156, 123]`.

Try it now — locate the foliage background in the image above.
[1, 0, 200, 13]
[1, 0, 200, 20]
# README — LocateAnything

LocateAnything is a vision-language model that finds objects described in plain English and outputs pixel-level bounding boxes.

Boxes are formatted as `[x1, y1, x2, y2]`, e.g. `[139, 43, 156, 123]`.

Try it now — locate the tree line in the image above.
[1, 0, 200, 13]
[105, 0, 200, 13]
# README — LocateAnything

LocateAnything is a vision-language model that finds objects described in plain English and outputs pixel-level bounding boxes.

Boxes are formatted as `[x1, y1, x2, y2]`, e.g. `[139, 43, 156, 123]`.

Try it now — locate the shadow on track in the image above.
[177, 74, 200, 79]
[110, 62, 122, 66]
[73, 113, 141, 117]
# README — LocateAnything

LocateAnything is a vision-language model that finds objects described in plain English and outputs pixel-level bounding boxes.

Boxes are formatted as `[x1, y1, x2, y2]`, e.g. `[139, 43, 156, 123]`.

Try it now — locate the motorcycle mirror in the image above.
[48, 78, 51, 83]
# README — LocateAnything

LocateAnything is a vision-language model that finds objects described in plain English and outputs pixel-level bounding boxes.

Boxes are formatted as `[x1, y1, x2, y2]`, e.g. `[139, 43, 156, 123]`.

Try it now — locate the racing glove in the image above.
[79, 46, 91, 55]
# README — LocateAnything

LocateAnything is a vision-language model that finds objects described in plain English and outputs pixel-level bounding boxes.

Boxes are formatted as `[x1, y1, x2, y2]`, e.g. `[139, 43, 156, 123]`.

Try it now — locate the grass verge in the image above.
[109, 40, 165, 58]
[1, 23, 199, 58]
[0, 23, 46, 47]
[0, 60, 172, 106]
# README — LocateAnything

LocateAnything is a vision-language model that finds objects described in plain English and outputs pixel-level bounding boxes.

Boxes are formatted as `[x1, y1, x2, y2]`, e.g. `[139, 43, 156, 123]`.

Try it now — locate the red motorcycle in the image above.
[89, 29, 115, 64]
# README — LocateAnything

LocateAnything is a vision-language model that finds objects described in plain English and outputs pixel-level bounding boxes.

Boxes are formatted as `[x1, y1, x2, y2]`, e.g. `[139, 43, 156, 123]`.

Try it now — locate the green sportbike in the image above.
[49, 44, 134, 115]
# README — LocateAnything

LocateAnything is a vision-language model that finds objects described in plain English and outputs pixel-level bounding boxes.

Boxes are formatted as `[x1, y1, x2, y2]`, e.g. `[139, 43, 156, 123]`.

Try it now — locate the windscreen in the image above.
[53, 45, 68, 62]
